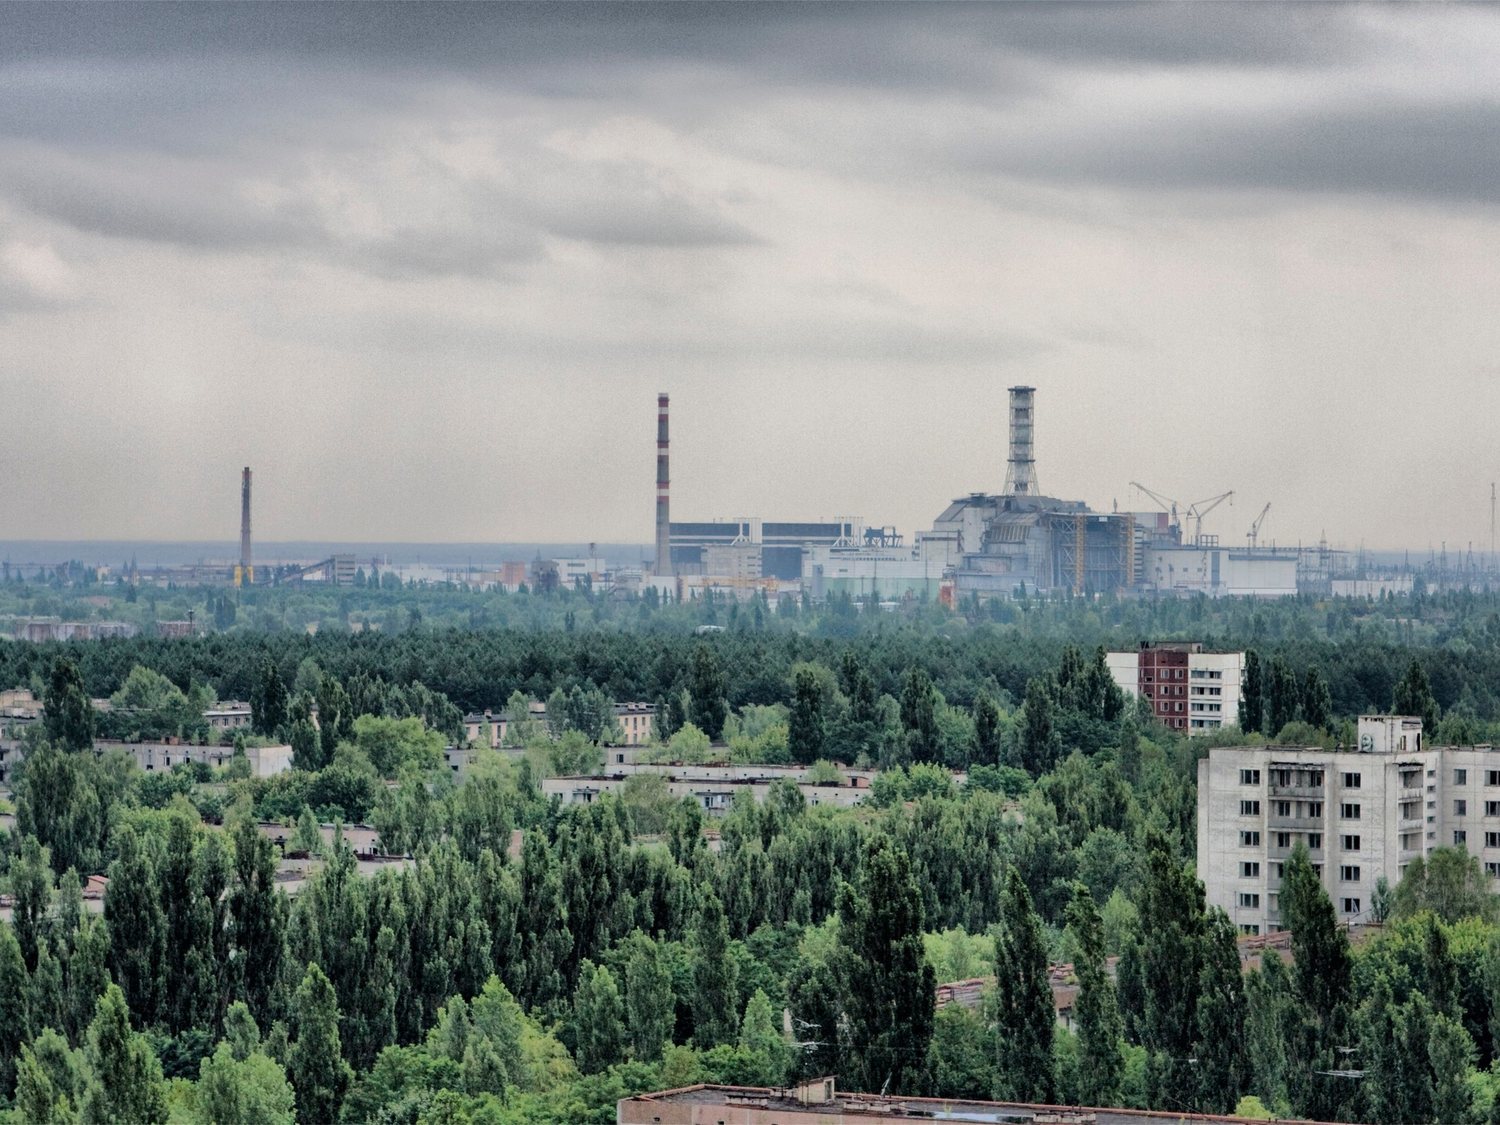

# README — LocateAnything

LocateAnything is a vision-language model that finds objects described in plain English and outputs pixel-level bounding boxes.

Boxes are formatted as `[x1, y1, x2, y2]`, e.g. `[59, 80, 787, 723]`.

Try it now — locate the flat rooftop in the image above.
[620, 1084, 1346, 1125]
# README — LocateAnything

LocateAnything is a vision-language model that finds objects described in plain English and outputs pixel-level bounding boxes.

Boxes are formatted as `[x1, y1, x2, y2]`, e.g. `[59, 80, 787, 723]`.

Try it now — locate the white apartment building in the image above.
[1194, 715, 1500, 935]
[1106, 642, 1244, 734]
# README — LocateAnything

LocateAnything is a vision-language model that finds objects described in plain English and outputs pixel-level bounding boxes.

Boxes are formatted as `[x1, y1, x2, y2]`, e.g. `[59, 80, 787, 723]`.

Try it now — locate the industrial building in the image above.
[1106, 642, 1244, 734]
[926, 387, 1149, 599]
[1142, 544, 1298, 598]
[1196, 715, 1500, 936]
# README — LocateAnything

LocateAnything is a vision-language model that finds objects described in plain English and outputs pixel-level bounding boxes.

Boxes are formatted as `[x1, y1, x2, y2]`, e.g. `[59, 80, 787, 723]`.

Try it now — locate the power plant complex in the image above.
[193, 388, 1341, 600]
[653, 386, 1312, 603]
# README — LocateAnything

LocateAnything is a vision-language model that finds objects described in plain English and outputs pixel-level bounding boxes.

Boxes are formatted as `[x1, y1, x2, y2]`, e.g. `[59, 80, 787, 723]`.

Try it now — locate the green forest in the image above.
[3, 585, 1500, 1122]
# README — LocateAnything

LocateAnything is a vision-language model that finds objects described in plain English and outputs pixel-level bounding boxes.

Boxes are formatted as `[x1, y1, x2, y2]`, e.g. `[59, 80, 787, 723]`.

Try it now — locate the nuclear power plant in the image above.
[652, 386, 1314, 602]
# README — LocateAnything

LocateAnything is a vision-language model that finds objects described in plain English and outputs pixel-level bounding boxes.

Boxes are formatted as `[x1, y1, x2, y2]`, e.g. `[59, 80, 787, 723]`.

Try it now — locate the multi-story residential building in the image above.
[1106, 641, 1243, 734]
[1197, 715, 1451, 935]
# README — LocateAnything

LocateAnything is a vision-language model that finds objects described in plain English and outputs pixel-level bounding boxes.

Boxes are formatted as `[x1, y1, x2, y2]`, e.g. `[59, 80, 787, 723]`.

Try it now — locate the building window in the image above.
[1309, 834, 1323, 850]
[1487, 862, 1500, 878]
[1241, 830, 1261, 847]
[1340, 803, 1361, 819]
[1241, 861, 1261, 877]
[1342, 772, 1361, 789]
[1340, 865, 1361, 881]
[1274, 831, 1291, 849]
[1487, 832, 1500, 849]
[1488, 770, 1500, 787]
[1241, 800, 1261, 816]
[1274, 800, 1292, 817]
[1341, 834, 1361, 851]
[1455, 830, 1469, 846]
[1456, 800, 1469, 817]
[1308, 801, 1323, 818]
[1239, 893, 1260, 908]
[1456, 768, 1469, 786]
[1240, 924, 1261, 935]
[1341, 898, 1361, 915]
[1240, 768, 1261, 785]
[1273, 862, 1285, 878]
[1487, 801, 1500, 817]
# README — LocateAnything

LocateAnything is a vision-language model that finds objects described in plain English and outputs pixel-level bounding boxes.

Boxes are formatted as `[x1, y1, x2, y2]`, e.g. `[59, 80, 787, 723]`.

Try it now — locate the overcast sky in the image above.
[2, 3, 1498, 551]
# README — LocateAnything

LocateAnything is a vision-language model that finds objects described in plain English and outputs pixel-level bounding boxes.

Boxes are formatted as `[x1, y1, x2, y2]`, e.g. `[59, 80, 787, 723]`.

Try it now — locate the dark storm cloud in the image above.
[955, 99, 1500, 205]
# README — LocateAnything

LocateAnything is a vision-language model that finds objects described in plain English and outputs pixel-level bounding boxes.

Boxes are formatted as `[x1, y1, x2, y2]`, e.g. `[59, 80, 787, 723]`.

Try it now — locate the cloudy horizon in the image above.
[2, 2, 1498, 552]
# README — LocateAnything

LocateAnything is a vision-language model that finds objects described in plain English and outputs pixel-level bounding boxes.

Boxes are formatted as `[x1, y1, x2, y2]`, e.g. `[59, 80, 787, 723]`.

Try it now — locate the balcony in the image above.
[1268, 784, 1325, 799]
[1268, 845, 1324, 861]
[1399, 818, 1424, 833]
[1267, 814, 1323, 831]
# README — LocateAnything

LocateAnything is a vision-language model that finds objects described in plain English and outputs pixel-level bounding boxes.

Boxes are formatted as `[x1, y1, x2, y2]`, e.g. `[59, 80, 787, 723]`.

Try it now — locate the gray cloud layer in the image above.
[1, 3, 1498, 547]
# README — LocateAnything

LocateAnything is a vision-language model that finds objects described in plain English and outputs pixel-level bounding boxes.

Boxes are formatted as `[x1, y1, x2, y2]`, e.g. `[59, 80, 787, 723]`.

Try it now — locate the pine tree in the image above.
[15, 1029, 83, 1125]
[571, 961, 626, 1073]
[197, 1042, 295, 1125]
[624, 933, 675, 1063]
[1192, 910, 1248, 1112]
[1393, 658, 1440, 733]
[1239, 650, 1265, 734]
[1065, 884, 1122, 1106]
[1300, 668, 1333, 731]
[1019, 678, 1057, 775]
[229, 817, 286, 1022]
[688, 644, 729, 739]
[973, 692, 1003, 766]
[79, 984, 168, 1124]
[43, 658, 95, 752]
[838, 835, 935, 1096]
[789, 668, 826, 766]
[739, 988, 793, 1086]
[990, 867, 1055, 1102]
[251, 657, 289, 737]
[288, 963, 352, 1125]
[104, 824, 165, 1027]
[691, 885, 739, 1048]
[1133, 831, 1205, 1110]
[901, 668, 940, 764]
[0, 923, 30, 1093]
[1280, 844, 1353, 1120]
[1266, 657, 1300, 737]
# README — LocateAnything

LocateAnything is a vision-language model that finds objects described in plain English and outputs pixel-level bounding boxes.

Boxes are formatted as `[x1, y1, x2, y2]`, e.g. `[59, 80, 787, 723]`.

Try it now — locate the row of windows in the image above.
[1452, 800, 1500, 816]
[1238, 768, 1500, 791]
[1241, 859, 1361, 881]
[1241, 799, 1368, 819]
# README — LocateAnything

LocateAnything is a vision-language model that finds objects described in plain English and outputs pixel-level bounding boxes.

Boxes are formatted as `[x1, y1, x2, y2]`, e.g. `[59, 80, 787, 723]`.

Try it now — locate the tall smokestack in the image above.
[1003, 385, 1038, 496]
[655, 395, 672, 576]
[240, 467, 253, 584]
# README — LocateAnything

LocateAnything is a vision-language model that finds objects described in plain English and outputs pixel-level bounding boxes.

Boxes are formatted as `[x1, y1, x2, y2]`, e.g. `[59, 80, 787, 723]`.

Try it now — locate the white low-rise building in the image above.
[1194, 715, 1498, 935]
[541, 769, 870, 815]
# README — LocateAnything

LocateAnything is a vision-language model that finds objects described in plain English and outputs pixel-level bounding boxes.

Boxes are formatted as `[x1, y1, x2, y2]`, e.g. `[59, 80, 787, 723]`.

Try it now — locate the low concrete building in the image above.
[542, 769, 869, 815]
[618, 1080, 1333, 1125]
[204, 701, 254, 732]
[0, 737, 292, 784]
[462, 700, 656, 749]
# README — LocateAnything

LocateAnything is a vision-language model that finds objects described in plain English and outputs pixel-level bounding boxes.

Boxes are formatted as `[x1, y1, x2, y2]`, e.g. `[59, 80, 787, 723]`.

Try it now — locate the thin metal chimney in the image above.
[1003, 385, 1038, 496]
[655, 395, 672, 576]
[240, 467, 253, 585]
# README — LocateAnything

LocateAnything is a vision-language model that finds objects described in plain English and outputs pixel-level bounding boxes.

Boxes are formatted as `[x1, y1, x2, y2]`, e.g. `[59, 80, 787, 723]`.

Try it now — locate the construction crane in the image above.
[1247, 502, 1271, 550]
[1129, 482, 1183, 541]
[1186, 491, 1234, 546]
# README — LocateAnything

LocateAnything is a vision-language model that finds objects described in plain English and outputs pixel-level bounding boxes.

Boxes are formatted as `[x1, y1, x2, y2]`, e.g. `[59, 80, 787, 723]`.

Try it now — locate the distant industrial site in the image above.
[3, 387, 1494, 606]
